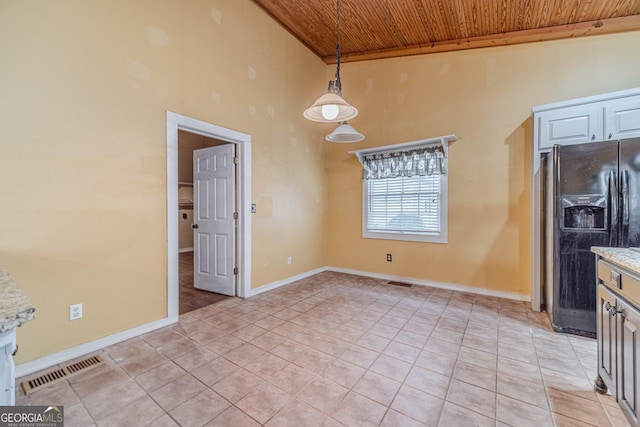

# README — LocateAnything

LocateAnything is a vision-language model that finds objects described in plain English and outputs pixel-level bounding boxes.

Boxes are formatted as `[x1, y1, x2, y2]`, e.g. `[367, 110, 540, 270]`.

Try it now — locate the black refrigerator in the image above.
[547, 137, 640, 337]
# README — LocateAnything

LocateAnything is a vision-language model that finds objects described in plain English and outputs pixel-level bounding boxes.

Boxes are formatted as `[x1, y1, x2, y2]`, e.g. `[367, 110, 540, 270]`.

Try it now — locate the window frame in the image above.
[352, 135, 455, 244]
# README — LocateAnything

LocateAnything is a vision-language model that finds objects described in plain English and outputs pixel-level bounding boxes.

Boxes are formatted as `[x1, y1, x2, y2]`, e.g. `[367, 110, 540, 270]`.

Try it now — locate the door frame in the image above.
[166, 111, 252, 322]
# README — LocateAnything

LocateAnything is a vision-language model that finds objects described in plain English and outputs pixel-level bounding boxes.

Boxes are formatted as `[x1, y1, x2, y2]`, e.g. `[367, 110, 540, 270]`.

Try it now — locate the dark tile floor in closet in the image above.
[179, 251, 229, 314]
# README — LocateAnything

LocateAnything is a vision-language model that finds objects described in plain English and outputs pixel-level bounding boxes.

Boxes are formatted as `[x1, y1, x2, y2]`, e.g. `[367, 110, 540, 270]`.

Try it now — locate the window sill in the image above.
[363, 231, 448, 244]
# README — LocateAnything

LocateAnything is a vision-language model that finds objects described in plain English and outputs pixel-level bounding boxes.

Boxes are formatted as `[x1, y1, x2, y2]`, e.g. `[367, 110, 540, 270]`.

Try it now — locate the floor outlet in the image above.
[70, 304, 83, 320]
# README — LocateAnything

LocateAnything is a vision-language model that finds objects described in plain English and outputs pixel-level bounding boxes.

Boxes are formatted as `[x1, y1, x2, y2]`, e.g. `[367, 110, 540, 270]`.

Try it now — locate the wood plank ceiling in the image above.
[251, 0, 640, 63]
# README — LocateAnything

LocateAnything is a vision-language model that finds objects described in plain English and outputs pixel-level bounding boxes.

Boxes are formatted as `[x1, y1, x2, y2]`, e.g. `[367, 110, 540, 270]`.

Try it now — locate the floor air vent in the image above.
[21, 354, 105, 395]
[387, 281, 413, 288]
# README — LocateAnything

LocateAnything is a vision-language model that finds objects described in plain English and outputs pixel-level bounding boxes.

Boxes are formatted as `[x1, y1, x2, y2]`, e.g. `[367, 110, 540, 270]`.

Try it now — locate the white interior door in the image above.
[193, 144, 236, 296]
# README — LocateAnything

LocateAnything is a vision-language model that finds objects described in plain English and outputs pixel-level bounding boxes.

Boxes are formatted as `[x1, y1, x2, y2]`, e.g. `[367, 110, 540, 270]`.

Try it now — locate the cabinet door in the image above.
[0, 329, 16, 406]
[605, 97, 640, 140]
[618, 298, 640, 427]
[598, 284, 617, 391]
[537, 105, 603, 150]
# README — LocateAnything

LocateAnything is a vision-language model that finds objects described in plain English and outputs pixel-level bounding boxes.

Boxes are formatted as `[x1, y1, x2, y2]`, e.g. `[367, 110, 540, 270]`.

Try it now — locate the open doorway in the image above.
[177, 130, 233, 314]
[166, 112, 252, 322]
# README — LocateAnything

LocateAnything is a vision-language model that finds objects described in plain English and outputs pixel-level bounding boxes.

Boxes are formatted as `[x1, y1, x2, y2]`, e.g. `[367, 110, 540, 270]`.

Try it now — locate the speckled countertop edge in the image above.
[592, 247, 640, 275]
[0, 266, 35, 333]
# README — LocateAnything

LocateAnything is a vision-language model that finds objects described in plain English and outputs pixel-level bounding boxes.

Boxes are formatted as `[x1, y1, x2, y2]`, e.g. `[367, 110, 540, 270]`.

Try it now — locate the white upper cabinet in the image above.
[538, 105, 602, 149]
[605, 98, 640, 141]
[534, 89, 640, 151]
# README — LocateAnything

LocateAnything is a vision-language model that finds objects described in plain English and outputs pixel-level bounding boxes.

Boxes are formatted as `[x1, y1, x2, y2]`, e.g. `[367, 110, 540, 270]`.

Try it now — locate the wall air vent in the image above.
[21, 354, 105, 395]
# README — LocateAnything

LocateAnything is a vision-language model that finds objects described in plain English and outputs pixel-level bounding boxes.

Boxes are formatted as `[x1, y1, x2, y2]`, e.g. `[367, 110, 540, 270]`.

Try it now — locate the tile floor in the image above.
[16, 271, 630, 426]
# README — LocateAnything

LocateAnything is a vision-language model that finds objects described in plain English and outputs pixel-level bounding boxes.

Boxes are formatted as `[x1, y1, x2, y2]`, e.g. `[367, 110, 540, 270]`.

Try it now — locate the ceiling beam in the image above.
[324, 15, 640, 64]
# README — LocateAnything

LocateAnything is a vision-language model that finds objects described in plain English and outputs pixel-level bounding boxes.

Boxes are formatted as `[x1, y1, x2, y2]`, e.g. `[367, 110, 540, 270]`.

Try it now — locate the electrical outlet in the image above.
[287, 256, 292, 265]
[386, 254, 392, 262]
[251, 203, 257, 213]
[70, 304, 82, 320]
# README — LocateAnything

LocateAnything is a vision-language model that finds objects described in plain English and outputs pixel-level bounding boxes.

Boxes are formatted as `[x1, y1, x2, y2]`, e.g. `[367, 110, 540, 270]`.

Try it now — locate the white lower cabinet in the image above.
[617, 298, 640, 426]
[597, 284, 616, 390]
[0, 328, 17, 406]
[597, 265, 640, 427]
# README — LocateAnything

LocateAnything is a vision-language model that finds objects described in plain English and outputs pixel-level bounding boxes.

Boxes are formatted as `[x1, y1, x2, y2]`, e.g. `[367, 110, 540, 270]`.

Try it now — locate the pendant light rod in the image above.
[327, 0, 342, 95]
[333, 0, 342, 94]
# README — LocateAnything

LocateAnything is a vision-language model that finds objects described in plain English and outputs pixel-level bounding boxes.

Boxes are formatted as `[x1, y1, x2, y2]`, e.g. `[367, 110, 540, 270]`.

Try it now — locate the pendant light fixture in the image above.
[325, 121, 365, 143]
[303, 0, 358, 123]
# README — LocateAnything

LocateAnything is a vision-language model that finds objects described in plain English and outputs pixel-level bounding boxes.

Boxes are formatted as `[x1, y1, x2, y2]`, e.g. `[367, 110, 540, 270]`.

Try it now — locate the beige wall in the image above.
[0, 0, 328, 364]
[327, 31, 640, 297]
[2, 0, 639, 366]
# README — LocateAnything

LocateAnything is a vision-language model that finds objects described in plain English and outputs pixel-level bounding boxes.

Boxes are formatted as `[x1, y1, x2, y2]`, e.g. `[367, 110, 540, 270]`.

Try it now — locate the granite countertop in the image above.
[592, 247, 640, 275]
[0, 266, 35, 333]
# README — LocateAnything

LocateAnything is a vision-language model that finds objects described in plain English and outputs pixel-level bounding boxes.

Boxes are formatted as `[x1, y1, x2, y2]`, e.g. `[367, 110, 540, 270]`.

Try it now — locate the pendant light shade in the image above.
[326, 122, 365, 143]
[304, 93, 358, 123]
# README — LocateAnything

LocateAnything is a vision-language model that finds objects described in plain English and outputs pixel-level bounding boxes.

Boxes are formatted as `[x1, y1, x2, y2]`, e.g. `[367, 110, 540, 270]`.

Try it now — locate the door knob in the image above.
[192, 224, 199, 229]
[605, 301, 622, 316]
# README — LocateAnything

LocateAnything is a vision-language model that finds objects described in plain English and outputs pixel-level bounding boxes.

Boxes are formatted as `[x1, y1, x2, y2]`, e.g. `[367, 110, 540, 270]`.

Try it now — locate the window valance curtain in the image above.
[362, 145, 446, 180]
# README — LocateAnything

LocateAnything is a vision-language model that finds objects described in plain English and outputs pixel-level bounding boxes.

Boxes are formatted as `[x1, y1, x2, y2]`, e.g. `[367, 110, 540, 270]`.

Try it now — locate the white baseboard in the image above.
[248, 267, 328, 297]
[248, 265, 529, 302]
[178, 248, 193, 253]
[326, 266, 531, 302]
[16, 316, 178, 378]
[16, 266, 528, 379]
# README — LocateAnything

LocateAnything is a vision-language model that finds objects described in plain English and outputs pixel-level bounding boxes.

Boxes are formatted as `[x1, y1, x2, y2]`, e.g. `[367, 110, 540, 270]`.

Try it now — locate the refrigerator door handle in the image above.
[609, 170, 618, 247]
[622, 170, 630, 247]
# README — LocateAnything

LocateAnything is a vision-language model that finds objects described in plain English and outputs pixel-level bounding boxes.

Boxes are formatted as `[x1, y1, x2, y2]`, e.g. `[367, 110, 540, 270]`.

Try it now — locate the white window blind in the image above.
[367, 175, 441, 234]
